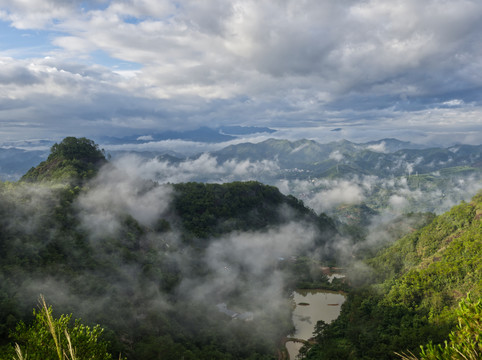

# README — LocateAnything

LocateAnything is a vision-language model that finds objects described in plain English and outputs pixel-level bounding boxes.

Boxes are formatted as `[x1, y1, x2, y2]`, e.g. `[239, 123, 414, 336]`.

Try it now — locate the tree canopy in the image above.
[21, 137, 106, 183]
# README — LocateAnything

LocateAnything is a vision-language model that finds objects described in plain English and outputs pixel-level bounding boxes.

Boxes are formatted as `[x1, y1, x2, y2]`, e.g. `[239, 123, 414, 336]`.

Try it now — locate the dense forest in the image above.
[0, 137, 340, 359]
[0, 137, 480, 359]
[299, 192, 482, 359]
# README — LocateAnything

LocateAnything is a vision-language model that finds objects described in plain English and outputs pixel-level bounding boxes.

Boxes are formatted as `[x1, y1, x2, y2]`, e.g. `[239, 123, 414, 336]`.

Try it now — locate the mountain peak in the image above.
[21, 137, 107, 183]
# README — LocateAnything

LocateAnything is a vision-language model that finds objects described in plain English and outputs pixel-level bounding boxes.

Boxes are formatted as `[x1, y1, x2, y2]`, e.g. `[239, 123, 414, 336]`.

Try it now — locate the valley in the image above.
[0, 137, 480, 359]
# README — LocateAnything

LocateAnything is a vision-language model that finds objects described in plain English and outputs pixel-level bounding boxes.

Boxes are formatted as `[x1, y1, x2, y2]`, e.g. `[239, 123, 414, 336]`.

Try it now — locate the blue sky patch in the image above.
[0, 21, 59, 58]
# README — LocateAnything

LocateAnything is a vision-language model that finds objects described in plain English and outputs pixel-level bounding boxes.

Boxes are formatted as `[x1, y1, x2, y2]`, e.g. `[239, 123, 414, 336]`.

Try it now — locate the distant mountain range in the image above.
[211, 138, 481, 178]
[97, 125, 277, 145]
[0, 147, 48, 181]
[2, 135, 481, 184]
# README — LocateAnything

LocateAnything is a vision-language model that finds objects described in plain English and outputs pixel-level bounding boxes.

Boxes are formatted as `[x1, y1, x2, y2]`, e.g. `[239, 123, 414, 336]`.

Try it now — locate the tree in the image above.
[49, 137, 105, 162]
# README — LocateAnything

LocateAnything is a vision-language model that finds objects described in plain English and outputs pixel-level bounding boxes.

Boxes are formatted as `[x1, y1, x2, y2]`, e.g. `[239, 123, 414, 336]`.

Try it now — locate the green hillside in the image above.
[0, 138, 339, 360]
[300, 191, 482, 359]
[172, 181, 337, 242]
[21, 137, 107, 183]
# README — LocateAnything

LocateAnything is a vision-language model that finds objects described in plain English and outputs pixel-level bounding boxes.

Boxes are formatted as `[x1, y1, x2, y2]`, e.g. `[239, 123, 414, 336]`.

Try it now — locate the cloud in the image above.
[329, 150, 344, 162]
[307, 180, 366, 213]
[76, 163, 173, 239]
[0, 182, 63, 235]
[366, 142, 387, 153]
[0, 0, 77, 29]
[388, 194, 409, 209]
[64, 160, 323, 347]
[442, 99, 465, 107]
[136, 135, 153, 141]
[0, 1, 482, 142]
[277, 178, 372, 213]
[176, 221, 317, 314]
[110, 152, 280, 183]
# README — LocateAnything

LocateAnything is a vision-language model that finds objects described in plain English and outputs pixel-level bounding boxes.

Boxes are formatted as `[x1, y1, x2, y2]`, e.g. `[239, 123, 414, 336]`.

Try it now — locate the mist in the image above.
[2, 144, 481, 357]
[104, 152, 482, 269]
[110, 152, 280, 184]
[0, 158, 333, 358]
[76, 163, 173, 239]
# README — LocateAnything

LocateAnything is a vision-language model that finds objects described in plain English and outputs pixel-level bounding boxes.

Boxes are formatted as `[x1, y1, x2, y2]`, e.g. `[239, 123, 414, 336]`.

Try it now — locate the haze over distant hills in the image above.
[3, 133, 481, 225]
[4, 128, 479, 180]
[97, 125, 277, 145]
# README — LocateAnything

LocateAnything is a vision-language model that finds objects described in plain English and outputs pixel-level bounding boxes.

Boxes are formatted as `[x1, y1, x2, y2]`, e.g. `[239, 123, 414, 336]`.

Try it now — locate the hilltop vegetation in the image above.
[21, 137, 106, 183]
[172, 181, 337, 242]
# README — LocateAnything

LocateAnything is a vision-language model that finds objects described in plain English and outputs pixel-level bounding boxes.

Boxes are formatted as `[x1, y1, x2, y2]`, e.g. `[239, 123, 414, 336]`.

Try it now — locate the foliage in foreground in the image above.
[1, 296, 113, 360]
[396, 294, 482, 360]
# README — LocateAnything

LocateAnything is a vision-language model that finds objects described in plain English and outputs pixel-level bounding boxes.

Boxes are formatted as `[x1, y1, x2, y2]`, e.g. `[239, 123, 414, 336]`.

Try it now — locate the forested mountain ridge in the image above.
[172, 181, 337, 242]
[0, 137, 340, 359]
[300, 191, 482, 359]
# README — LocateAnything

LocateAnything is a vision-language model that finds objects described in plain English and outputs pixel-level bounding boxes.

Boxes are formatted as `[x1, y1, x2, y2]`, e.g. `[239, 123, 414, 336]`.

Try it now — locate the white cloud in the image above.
[76, 163, 173, 239]
[442, 99, 465, 107]
[313, 185, 364, 212]
[366, 142, 387, 153]
[110, 152, 280, 184]
[388, 194, 409, 209]
[0, 0, 76, 29]
[329, 150, 344, 161]
[136, 135, 153, 141]
[0, 0, 482, 142]
[177, 221, 317, 314]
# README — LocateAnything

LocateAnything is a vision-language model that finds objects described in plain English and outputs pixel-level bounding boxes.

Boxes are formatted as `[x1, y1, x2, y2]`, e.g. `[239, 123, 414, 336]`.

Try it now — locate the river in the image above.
[285, 289, 346, 359]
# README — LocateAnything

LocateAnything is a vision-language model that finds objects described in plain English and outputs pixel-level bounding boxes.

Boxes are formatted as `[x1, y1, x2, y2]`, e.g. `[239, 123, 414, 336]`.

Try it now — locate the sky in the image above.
[1, 0, 482, 146]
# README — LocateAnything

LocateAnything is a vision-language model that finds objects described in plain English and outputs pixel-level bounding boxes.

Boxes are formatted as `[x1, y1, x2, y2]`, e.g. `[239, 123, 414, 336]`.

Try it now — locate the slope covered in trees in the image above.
[21, 137, 107, 183]
[300, 191, 482, 359]
[0, 137, 339, 359]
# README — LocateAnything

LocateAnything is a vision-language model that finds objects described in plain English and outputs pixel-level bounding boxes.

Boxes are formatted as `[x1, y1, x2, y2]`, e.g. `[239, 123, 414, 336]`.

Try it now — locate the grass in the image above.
[13, 295, 79, 360]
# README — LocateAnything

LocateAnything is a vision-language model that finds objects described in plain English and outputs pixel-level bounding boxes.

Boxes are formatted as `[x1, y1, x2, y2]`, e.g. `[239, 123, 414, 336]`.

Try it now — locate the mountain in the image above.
[1, 136, 480, 359]
[4, 137, 480, 184]
[108, 149, 186, 163]
[301, 191, 482, 359]
[212, 138, 358, 169]
[212, 138, 482, 177]
[209, 138, 482, 217]
[0, 147, 48, 181]
[21, 137, 107, 183]
[98, 126, 277, 146]
[0, 137, 339, 360]
[98, 126, 236, 144]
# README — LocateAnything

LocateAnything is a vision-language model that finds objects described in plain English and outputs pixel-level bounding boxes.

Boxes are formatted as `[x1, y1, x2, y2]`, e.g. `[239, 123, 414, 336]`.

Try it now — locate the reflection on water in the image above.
[286, 289, 346, 359]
